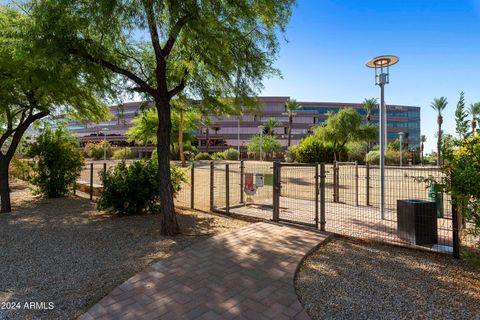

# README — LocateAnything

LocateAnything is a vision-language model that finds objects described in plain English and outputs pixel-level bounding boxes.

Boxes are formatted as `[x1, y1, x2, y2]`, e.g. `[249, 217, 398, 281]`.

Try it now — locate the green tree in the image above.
[430, 97, 448, 166]
[127, 107, 199, 158]
[33, 0, 294, 235]
[468, 102, 480, 136]
[263, 118, 280, 136]
[0, 7, 109, 212]
[316, 108, 377, 161]
[27, 126, 83, 197]
[455, 92, 469, 140]
[246, 135, 281, 160]
[420, 134, 427, 166]
[285, 99, 301, 147]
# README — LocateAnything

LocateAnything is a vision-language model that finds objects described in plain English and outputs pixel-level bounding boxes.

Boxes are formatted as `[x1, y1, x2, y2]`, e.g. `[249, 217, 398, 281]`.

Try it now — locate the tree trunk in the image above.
[0, 157, 11, 213]
[421, 143, 424, 166]
[179, 109, 185, 166]
[155, 99, 180, 236]
[473, 119, 477, 136]
[287, 115, 292, 147]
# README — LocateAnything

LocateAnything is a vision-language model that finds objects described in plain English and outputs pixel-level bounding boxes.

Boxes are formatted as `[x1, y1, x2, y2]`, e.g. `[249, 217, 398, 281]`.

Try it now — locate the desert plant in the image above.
[111, 147, 136, 160]
[223, 148, 240, 160]
[9, 157, 32, 181]
[211, 152, 226, 160]
[285, 146, 297, 163]
[84, 141, 114, 160]
[194, 152, 212, 161]
[246, 134, 281, 160]
[27, 127, 83, 198]
[97, 159, 187, 215]
[294, 135, 335, 163]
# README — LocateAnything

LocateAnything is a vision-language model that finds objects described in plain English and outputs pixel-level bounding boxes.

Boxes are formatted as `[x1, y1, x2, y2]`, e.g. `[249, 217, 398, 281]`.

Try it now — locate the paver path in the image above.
[80, 222, 330, 320]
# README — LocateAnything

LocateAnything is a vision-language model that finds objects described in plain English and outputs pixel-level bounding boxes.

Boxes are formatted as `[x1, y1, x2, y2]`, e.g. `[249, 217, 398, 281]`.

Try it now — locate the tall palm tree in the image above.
[430, 97, 448, 166]
[420, 134, 426, 166]
[362, 98, 377, 153]
[468, 102, 480, 136]
[263, 118, 279, 136]
[284, 99, 301, 147]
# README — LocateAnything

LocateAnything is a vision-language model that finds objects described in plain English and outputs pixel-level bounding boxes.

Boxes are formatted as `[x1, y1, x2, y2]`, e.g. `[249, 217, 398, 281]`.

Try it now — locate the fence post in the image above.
[103, 162, 107, 177]
[355, 161, 359, 207]
[240, 160, 244, 204]
[452, 199, 461, 259]
[333, 162, 337, 202]
[89, 163, 93, 201]
[190, 163, 195, 209]
[366, 162, 370, 206]
[315, 163, 319, 229]
[225, 164, 230, 215]
[320, 163, 326, 231]
[272, 161, 280, 222]
[210, 161, 214, 212]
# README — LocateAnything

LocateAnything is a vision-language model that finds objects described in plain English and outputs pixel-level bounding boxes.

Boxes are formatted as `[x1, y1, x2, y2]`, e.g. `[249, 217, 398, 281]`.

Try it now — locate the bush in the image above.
[195, 152, 211, 160]
[294, 135, 335, 163]
[9, 157, 32, 181]
[84, 141, 114, 160]
[246, 135, 281, 159]
[223, 148, 240, 160]
[211, 152, 225, 160]
[346, 141, 368, 164]
[27, 127, 83, 198]
[111, 147, 136, 159]
[366, 149, 411, 165]
[97, 159, 187, 215]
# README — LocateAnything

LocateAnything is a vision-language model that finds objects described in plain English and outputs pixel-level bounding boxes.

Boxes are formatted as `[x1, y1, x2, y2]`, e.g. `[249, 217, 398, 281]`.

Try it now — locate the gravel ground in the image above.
[295, 237, 480, 320]
[0, 181, 250, 320]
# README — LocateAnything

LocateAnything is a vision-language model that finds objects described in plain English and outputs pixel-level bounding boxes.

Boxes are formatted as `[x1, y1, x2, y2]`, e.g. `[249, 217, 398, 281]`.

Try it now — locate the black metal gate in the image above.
[273, 162, 319, 228]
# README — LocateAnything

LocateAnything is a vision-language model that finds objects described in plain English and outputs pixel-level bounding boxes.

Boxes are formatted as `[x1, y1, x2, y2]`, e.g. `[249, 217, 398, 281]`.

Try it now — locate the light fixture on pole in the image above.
[398, 132, 405, 167]
[101, 127, 109, 161]
[366, 55, 399, 219]
[258, 125, 265, 161]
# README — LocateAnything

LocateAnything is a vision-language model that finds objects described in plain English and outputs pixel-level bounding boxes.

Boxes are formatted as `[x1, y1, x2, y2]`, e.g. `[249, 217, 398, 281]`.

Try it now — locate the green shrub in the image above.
[27, 127, 83, 198]
[211, 152, 225, 160]
[97, 159, 187, 215]
[112, 147, 136, 159]
[195, 152, 211, 160]
[294, 135, 335, 163]
[346, 141, 367, 164]
[223, 148, 240, 160]
[246, 135, 281, 159]
[366, 149, 407, 165]
[84, 141, 114, 160]
[9, 157, 32, 181]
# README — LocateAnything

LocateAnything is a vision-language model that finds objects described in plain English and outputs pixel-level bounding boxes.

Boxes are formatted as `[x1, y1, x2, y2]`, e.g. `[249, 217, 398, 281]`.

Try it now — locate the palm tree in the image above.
[362, 98, 377, 153]
[468, 102, 480, 136]
[284, 99, 301, 147]
[430, 97, 448, 166]
[420, 134, 426, 166]
[263, 118, 279, 136]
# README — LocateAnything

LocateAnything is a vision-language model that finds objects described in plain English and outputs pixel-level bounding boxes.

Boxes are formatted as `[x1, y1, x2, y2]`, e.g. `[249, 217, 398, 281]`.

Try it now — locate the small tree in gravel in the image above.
[28, 126, 83, 198]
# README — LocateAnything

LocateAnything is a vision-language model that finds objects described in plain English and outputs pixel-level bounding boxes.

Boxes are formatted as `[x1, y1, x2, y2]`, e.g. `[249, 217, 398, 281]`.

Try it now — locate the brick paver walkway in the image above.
[79, 222, 330, 320]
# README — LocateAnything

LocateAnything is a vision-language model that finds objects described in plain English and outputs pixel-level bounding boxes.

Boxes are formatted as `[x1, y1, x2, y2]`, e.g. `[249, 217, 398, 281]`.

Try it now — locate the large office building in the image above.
[68, 97, 420, 154]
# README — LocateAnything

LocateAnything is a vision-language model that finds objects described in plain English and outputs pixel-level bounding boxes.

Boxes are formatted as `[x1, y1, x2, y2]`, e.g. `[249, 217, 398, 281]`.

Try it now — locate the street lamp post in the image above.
[366, 55, 399, 219]
[258, 125, 264, 161]
[101, 127, 109, 161]
[398, 132, 405, 166]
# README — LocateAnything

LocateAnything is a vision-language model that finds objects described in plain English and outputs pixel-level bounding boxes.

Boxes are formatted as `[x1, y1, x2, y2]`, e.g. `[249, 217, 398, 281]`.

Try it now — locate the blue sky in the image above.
[261, 0, 480, 152]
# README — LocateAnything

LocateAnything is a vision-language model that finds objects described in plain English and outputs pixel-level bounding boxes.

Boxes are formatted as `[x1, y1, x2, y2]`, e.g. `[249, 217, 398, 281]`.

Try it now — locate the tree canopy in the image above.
[0, 5, 110, 212]
[316, 108, 377, 161]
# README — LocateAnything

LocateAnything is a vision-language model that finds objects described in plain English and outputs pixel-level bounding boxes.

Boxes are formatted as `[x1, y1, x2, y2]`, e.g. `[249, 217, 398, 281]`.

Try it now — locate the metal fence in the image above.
[79, 160, 461, 257]
[173, 160, 460, 257]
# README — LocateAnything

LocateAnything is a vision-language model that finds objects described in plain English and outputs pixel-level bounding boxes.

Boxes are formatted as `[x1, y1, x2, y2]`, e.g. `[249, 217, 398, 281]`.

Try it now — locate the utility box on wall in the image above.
[397, 199, 438, 245]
